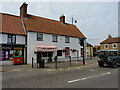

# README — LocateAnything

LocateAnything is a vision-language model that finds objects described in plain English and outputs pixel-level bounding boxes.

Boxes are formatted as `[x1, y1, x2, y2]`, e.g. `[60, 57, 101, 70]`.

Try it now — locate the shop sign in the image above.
[14, 48, 23, 50]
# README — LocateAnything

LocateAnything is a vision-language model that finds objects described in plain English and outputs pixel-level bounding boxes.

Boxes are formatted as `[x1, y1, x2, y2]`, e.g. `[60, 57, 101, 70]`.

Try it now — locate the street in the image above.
[2, 59, 118, 88]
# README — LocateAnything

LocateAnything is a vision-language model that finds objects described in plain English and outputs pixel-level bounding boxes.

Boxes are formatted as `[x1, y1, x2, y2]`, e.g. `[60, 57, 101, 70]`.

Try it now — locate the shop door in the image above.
[37, 52, 42, 60]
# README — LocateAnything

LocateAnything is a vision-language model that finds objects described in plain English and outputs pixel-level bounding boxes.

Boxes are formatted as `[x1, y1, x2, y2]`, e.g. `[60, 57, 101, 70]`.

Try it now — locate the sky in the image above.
[0, 0, 119, 46]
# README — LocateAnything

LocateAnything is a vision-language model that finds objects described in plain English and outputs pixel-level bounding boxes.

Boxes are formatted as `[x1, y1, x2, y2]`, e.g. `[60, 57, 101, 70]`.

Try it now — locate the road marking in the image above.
[90, 69, 96, 71]
[68, 72, 111, 83]
[9, 69, 21, 72]
[47, 69, 56, 71]
[6, 62, 97, 72]
[59, 69, 64, 71]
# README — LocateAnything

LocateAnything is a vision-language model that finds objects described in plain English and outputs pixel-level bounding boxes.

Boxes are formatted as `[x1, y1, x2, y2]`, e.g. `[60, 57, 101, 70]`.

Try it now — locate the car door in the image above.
[117, 56, 120, 63]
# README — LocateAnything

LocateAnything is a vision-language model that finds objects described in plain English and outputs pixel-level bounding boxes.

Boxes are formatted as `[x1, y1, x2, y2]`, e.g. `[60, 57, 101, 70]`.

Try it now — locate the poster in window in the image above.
[5, 51, 8, 59]
[0, 50, 2, 60]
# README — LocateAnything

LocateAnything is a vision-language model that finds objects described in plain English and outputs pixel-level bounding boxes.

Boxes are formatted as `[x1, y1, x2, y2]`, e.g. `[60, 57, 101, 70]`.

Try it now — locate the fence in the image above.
[32, 56, 84, 68]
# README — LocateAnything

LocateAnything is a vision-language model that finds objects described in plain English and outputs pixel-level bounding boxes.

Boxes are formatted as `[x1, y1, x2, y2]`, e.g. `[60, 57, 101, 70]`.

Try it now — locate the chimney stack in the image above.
[108, 34, 112, 38]
[60, 15, 65, 24]
[20, 2, 28, 18]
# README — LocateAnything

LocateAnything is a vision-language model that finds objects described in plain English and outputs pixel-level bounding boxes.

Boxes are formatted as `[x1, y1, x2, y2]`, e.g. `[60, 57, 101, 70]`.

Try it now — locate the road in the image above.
[2, 60, 118, 88]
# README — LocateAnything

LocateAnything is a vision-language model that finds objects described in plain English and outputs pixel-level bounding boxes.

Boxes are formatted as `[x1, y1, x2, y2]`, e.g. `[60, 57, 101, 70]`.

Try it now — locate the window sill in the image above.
[52, 41, 58, 42]
[65, 42, 70, 43]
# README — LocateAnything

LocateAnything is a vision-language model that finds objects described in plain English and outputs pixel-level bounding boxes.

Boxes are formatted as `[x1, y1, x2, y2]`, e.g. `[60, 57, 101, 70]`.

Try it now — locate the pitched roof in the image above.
[23, 14, 86, 39]
[100, 37, 120, 44]
[87, 43, 93, 47]
[94, 45, 100, 48]
[0, 13, 25, 35]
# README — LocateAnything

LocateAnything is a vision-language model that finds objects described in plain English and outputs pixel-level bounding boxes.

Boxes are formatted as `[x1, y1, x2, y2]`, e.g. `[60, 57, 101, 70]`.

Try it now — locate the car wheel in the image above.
[98, 62, 104, 67]
[112, 61, 117, 68]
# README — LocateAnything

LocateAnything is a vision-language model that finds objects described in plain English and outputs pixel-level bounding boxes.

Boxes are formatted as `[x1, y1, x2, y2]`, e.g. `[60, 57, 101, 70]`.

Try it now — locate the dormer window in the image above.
[112, 43, 117, 48]
[104, 44, 108, 49]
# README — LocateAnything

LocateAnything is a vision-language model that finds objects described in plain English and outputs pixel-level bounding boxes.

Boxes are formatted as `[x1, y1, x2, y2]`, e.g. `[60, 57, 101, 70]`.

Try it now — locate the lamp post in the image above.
[80, 38, 85, 65]
[83, 39, 85, 65]
[90, 45, 92, 59]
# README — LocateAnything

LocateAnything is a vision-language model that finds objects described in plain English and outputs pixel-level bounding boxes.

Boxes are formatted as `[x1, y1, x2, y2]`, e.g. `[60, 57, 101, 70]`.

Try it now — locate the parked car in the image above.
[97, 50, 120, 68]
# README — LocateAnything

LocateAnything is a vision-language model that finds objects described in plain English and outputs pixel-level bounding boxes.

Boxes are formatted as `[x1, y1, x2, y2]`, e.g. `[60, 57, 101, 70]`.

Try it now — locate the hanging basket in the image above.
[72, 49, 77, 52]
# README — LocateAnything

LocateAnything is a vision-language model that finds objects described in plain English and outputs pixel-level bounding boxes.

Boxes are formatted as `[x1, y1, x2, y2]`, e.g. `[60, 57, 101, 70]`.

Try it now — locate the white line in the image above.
[90, 69, 95, 71]
[68, 72, 111, 83]
[80, 78, 87, 80]
[68, 79, 80, 83]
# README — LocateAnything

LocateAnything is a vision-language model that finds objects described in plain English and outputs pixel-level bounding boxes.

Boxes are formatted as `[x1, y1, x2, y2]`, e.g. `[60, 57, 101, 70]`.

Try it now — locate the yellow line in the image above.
[47, 69, 56, 71]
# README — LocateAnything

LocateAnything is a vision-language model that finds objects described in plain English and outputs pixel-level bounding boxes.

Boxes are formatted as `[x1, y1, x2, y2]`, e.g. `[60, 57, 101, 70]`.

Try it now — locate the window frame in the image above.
[7, 34, 16, 44]
[37, 33, 43, 41]
[104, 44, 109, 49]
[52, 35, 58, 42]
[65, 36, 70, 43]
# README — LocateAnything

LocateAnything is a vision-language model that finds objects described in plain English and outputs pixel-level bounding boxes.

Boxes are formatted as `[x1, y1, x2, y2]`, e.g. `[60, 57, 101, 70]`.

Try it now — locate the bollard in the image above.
[55, 56, 57, 68]
[69, 56, 71, 67]
[32, 57, 33, 68]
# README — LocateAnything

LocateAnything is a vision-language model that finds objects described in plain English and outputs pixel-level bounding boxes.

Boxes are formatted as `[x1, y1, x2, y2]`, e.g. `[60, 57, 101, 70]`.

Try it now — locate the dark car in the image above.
[97, 50, 120, 68]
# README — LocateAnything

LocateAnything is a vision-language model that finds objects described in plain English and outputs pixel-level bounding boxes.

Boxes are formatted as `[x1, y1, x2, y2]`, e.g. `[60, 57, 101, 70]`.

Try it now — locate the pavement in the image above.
[1, 57, 98, 72]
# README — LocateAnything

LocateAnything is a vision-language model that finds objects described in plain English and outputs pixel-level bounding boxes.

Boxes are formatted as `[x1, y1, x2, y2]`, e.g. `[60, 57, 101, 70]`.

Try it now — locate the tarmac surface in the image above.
[1, 57, 119, 88]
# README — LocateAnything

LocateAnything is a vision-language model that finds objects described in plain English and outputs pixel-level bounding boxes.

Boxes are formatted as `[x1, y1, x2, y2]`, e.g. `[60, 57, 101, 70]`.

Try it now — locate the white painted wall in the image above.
[16, 35, 26, 45]
[0, 33, 25, 45]
[0, 33, 7, 44]
[27, 32, 85, 64]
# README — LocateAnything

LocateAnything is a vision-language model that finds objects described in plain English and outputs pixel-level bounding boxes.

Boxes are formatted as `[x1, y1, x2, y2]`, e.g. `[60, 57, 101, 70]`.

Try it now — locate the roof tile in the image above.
[100, 37, 120, 44]
[0, 13, 25, 35]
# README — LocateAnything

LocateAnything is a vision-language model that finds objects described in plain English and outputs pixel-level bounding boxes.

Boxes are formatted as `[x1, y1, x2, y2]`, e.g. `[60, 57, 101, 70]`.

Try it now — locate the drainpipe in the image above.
[21, 17, 27, 64]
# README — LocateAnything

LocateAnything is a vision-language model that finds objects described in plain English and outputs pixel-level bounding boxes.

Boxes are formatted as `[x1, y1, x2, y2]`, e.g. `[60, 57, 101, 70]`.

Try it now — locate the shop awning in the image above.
[35, 44, 57, 52]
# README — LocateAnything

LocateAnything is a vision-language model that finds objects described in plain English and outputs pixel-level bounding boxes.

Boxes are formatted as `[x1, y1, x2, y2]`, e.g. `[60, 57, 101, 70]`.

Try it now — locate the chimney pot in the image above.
[60, 15, 65, 24]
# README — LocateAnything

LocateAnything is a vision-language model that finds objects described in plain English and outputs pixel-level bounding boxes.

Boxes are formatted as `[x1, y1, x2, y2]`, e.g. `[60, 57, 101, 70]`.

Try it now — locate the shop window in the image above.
[57, 50, 62, 56]
[52, 35, 58, 42]
[0, 49, 7, 60]
[7, 34, 16, 44]
[1, 47, 23, 61]
[42, 52, 53, 57]
[48, 52, 53, 57]
[65, 36, 70, 43]
[42, 52, 47, 57]
[37, 33, 43, 41]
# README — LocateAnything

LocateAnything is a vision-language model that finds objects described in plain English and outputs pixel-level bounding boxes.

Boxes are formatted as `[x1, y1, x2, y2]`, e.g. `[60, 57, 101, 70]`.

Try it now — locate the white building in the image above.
[0, 3, 87, 65]
[20, 3, 86, 64]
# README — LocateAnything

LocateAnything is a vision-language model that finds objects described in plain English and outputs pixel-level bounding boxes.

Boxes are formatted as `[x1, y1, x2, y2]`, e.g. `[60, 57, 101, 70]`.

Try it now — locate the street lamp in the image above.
[80, 38, 85, 65]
